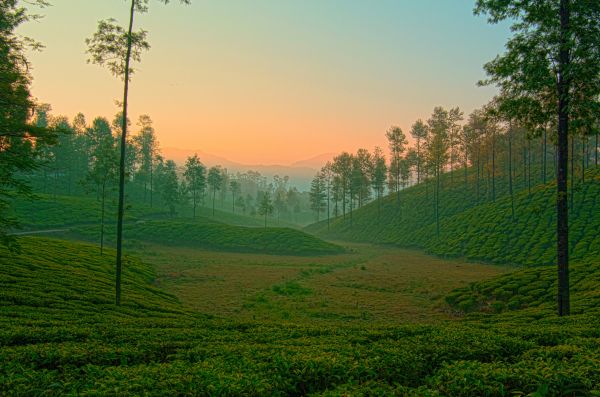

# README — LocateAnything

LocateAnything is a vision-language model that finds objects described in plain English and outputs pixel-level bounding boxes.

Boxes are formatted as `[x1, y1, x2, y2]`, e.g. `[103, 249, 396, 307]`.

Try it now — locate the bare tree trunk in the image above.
[115, 0, 136, 306]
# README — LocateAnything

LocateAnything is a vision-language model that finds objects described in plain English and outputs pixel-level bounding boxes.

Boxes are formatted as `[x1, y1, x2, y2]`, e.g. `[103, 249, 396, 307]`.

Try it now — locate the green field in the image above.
[1, 238, 599, 396]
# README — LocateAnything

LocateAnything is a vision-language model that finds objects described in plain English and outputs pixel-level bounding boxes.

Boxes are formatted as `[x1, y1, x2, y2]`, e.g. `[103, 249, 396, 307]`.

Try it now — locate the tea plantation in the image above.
[73, 218, 344, 256]
[1, 238, 599, 396]
[307, 167, 600, 267]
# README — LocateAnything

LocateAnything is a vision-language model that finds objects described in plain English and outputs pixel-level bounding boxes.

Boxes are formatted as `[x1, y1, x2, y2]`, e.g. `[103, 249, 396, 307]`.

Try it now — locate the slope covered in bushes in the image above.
[75, 218, 345, 256]
[307, 167, 600, 266]
[446, 256, 600, 315]
[1, 237, 599, 396]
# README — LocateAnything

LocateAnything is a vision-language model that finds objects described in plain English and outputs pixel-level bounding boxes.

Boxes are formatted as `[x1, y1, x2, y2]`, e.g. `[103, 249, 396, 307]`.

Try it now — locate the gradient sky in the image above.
[20, 0, 510, 165]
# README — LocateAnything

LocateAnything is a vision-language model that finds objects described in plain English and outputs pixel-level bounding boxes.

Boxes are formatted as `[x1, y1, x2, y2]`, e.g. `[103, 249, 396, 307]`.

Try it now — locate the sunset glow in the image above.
[21, 0, 510, 165]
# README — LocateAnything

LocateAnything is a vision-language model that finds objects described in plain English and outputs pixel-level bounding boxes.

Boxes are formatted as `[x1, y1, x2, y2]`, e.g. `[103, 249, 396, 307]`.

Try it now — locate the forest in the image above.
[1, 0, 600, 395]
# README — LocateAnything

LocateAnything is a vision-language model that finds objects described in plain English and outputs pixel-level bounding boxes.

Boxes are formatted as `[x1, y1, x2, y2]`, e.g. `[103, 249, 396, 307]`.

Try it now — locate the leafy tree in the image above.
[84, 117, 118, 254]
[160, 160, 179, 217]
[183, 154, 206, 218]
[386, 126, 407, 205]
[257, 190, 274, 228]
[425, 106, 451, 238]
[371, 147, 387, 213]
[409, 120, 428, 184]
[86, 0, 189, 305]
[475, 0, 600, 315]
[207, 166, 223, 216]
[0, 0, 56, 248]
[309, 172, 326, 222]
[133, 115, 158, 205]
[229, 179, 240, 213]
[321, 161, 334, 229]
[331, 152, 353, 219]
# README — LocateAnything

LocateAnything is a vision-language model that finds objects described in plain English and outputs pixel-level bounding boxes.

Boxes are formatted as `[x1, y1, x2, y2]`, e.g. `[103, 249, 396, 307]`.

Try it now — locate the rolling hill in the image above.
[307, 167, 600, 267]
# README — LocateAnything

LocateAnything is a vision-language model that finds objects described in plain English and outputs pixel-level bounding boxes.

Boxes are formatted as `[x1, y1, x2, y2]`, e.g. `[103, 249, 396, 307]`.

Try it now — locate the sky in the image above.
[20, 0, 511, 165]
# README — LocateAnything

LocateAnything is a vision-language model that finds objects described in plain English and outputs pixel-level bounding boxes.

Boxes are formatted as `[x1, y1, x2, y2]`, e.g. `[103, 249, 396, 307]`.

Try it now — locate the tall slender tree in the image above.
[476, 0, 600, 316]
[86, 0, 190, 305]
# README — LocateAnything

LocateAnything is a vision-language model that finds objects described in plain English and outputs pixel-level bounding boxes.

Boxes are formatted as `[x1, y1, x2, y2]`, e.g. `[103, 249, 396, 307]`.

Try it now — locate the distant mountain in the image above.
[291, 153, 335, 169]
[162, 147, 322, 191]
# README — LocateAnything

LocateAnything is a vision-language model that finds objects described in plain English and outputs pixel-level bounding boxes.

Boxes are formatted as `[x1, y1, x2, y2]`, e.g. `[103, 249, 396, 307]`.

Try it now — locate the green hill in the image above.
[10, 193, 296, 230]
[1, 237, 599, 396]
[446, 256, 600, 315]
[74, 218, 345, 256]
[307, 167, 600, 266]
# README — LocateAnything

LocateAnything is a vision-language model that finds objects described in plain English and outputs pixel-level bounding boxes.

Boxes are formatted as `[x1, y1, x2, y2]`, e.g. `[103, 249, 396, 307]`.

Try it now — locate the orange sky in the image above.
[21, 1, 509, 165]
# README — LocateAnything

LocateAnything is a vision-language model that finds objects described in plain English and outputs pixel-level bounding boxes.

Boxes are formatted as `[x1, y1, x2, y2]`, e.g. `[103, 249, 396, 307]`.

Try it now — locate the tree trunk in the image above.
[556, 0, 570, 316]
[543, 127, 547, 184]
[212, 188, 216, 216]
[570, 135, 574, 211]
[492, 133, 496, 202]
[435, 163, 440, 238]
[100, 180, 106, 256]
[115, 0, 136, 306]
[508, 124, 514, 220]
[528, 139, 532, 196]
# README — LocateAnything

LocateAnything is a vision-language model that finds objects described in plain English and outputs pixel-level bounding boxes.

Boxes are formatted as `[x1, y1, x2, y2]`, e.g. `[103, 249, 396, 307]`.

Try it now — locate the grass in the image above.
[71, 218, 345, 256]
[1, 237, 599, 395]
[133, 242, 509, 324]
[307, 166, 600, 267]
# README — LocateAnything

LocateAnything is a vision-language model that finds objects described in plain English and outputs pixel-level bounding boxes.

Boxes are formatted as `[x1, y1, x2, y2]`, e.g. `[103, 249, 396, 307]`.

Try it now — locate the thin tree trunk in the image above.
[528, 139, 532, 196]
[570, 135, 574, 211]
[115, 0, 136, 306]
[492, 133, 496, 202]
[543, 127, 547, 184]
[435, 164, 440, 238]
[556, 0, 570, 316]
[508, 124, 514, 220]
[100, 180, 106, 256]
[581, 135, 586, 184]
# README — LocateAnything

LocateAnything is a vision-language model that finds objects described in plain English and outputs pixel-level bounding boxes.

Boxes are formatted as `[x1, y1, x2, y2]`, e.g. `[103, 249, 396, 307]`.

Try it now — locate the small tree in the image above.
[84, 117, 118, 255]
[309, 172, 326, 222]
[183, 154, 206, 218]
[386, 126, 407, 205]
[207, 166, 223, 216]
[258, 190, 274, 228]
[230, 179, 241, 213]
[161, 160, 179, 217]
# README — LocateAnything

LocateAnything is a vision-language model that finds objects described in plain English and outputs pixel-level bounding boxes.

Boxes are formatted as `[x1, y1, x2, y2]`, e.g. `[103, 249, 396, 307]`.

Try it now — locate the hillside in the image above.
[1, 237, 599, 395]
[446, 256, 600, 315]
[73, 218, 345, 256]
[307, 167, 600, 266]
[10, 194, 294, 230]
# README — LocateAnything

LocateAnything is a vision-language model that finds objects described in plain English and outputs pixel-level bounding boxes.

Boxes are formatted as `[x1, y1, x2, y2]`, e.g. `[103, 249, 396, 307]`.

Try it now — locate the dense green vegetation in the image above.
[308, 167, 600, 266]
[10, 194, 278, 230]
[446, 256, 600, 315]
[73, 218, 344, 256]
[2, 238, 599, 396]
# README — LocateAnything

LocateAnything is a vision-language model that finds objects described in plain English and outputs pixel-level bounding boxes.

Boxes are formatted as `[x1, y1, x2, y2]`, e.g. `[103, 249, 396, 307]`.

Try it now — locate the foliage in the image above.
[1, 237, 599, 395]
[74, 218, 344, 256]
